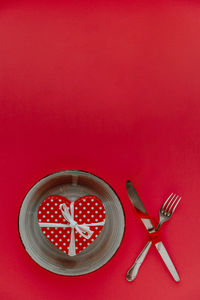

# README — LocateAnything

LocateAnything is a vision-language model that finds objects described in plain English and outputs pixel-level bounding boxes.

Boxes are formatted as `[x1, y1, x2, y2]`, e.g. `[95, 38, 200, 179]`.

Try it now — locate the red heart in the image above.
[38, 195, 106, 256]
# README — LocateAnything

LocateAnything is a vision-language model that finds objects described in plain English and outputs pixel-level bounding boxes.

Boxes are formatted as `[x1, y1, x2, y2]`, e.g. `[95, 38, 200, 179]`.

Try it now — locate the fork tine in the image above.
[165, 193, 176, 212]
[161, 193, 174, 211]
[167, 195, 179, 213]
[171, 196, 181, 214]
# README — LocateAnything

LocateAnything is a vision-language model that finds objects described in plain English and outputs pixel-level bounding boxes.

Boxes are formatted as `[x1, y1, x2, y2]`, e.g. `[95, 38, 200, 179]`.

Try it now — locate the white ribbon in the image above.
[39, 202, 105, 256]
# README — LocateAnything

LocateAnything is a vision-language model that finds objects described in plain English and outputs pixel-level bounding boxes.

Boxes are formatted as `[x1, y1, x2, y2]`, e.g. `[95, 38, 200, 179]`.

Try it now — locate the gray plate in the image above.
[19, 170, 125, 276]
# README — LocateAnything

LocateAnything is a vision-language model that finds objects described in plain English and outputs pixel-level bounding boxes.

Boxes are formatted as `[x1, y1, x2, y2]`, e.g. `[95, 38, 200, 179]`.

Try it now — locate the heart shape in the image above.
[38, 195, 106, 256]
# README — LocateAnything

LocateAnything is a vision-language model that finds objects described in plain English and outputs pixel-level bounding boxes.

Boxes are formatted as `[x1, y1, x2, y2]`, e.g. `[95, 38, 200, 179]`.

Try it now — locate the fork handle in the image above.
[156, 222, 162, 231]
[126, 222, 162, 281]
[126, 241, 152, 281]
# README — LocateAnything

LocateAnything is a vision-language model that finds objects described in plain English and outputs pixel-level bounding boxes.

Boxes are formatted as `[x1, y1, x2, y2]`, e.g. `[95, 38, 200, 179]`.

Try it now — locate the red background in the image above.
[0, 1, 200, 299]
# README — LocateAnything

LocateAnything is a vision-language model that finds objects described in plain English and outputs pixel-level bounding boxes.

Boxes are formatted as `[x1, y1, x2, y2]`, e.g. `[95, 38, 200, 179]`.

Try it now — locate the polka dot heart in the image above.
[38, 195, 106, 256]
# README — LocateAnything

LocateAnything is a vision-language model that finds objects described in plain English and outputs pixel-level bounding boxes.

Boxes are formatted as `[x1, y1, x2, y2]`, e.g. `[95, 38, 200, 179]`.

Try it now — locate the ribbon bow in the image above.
[59, 203, 93, 256]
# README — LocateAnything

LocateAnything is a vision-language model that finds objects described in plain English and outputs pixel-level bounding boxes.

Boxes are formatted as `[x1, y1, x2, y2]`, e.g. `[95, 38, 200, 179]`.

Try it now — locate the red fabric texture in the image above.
[1, 1, 200, 299]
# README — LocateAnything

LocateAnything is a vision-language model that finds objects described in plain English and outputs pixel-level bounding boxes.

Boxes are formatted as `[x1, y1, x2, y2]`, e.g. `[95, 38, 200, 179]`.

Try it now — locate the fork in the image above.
[156, 193, 181, 231]
[127, 193, 181, 281]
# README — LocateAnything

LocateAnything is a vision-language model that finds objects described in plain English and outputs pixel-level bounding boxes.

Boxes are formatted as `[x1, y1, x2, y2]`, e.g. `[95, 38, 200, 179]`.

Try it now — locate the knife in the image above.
[126, 180, 180, 282]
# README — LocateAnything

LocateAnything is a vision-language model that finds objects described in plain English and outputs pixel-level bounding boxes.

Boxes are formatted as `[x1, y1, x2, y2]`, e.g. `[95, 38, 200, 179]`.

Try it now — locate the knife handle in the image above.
[126, 241, 152, 281]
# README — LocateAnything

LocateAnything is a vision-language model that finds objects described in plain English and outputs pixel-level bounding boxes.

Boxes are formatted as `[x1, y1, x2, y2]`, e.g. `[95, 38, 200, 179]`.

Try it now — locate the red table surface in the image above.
[0, 1, 200, 299]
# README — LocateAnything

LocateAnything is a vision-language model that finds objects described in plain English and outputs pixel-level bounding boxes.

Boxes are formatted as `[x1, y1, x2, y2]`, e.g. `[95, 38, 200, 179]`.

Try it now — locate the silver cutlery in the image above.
[126, 180, 181, 282]
[156, 193, 181, 231]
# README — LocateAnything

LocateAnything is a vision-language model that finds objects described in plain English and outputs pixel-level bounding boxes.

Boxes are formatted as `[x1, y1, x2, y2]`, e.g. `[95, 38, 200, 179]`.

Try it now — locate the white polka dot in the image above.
[55, 219, 58, 222]
[76, 247, 78, 249]
[83, 247, 86, 249]
[55, 227, 58, 230]
[91, 199, 94, 202]
[59, 247, 62, 249]
[95, 234, 98, 237]
[103, 211, 105, 213]
[55, 203, 58, 206]
[43, 231, 46, 234]
[47, 227, 49, 230]
[42, 207, 45, 210]
[51, 239, 54, 242]
[59, 215, 62, 218]
[79, 243, 82, 245]
[79, 203, 82, 206]
[47, 219, 50, 222]
[99, 215, 102, 217]
[67, 231, 70, 234]
[47, 203, 50, 206]
[79, 211, 82, 214]
[91, 238, 94, 241]
[55, 235, 58, 238]
[63, 242, 66, 245]
[91, 207, 94, 210]
[39, 211, 41, 214]
[83, 239, 86, 241]
[55, 211, 58, 214]
[79, 219, 82, 222]
[87, 219, 90, 222]
[87, 211, 90, 214]
[83, 199, 86, 202]
[55, 243, 58, 246]
[64, 251, 66, 253]
[59, 231, 62, 234]
[50, 199, 53, 202]
[67, 239, 70, 241]
[95, 227, 98, 229]
[59, 199, 62, 202]
[75, 215, 78, 217]
[47, 235, 50, 238]
[83, 207, 86, 210]
[43, 215, 45, 218]
[87, 242, 90, 245]
[51, 231, 54, 234]
[95, 211, 98, 214]
[91, 215, 94, 217]
[95, 203, 98, 206]
[51, 215, 54, 218]
[47, 211, 50, 214]
[63, 235, 66, 238]
[99, 207, 102, 210]
[95, 219, 98, 222]
[51, 207, 53, 210]
[59, 239, 62, 241]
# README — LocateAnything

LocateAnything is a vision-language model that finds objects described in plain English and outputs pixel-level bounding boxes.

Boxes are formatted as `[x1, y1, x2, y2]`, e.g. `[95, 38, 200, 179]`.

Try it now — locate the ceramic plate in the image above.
[19, 170, 125, 276]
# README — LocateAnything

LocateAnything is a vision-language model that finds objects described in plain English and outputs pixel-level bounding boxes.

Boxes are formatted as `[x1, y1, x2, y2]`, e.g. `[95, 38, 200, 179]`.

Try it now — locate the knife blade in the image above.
[126, 180, 155, 233]
[126, 180, 180, 282]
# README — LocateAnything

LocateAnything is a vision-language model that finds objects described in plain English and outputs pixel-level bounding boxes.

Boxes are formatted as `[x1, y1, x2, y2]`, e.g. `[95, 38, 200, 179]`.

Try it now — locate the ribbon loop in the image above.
[59, 203, 94, 256]
[148, 231, 161, 245]
[59, 203, 93, 238]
